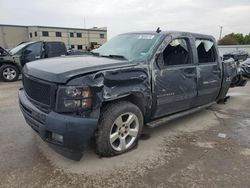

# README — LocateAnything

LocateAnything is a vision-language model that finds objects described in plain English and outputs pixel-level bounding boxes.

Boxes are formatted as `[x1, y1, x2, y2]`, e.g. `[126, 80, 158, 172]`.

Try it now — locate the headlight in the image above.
[56, 86, 92, 112]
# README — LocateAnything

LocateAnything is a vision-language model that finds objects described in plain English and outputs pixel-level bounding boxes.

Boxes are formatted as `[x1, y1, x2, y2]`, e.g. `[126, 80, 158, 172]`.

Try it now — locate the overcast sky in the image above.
[1, 0, 250, 39]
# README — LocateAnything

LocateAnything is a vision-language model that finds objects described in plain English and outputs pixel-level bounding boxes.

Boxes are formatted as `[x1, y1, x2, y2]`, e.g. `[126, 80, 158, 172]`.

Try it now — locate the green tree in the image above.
[218, 33, 250, 45]
[234, 33, 245, 44]
[218, 34, 239, 45]
[245, 33, 250, 44]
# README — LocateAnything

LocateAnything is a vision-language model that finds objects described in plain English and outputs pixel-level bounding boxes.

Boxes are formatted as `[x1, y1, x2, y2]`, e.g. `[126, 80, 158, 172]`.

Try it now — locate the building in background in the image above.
[0, 24, 107, 49]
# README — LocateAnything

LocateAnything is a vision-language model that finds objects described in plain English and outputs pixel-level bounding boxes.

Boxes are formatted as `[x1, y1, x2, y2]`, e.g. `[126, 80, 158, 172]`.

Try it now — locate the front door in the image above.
[21, 42, 43, 66]
[153, 37, 197, 118]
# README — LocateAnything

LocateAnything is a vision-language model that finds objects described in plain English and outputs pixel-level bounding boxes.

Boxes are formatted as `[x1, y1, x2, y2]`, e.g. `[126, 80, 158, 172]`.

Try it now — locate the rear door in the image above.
[152, 35, 198, 118]
[195, 39, 222, 105]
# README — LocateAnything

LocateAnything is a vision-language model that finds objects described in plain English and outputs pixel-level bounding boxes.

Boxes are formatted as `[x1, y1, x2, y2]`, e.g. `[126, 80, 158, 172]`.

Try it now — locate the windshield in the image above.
[94, 33, 162, 62]
[9, 42, 30, 55]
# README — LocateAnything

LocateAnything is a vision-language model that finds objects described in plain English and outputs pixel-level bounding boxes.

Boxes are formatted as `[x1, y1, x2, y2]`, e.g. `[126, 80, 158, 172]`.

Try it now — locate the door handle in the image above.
[184, 73, 196, 78]
[138, 75, 147, 80]
[183, 68, 196, 78]
[212, 70, 220, 74]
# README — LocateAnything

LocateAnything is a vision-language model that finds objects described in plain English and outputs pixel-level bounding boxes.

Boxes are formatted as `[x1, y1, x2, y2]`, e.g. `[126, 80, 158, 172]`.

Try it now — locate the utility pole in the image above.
[219, 26, 223, 40]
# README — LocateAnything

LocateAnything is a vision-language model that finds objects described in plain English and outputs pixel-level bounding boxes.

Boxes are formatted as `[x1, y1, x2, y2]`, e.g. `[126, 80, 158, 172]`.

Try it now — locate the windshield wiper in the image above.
[90, 51, 100, 56]
[101, 54, 128, 60]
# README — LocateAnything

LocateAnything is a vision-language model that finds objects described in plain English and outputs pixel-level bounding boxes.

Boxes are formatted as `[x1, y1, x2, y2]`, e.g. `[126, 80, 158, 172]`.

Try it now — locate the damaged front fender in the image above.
[67, 64, 152, 117]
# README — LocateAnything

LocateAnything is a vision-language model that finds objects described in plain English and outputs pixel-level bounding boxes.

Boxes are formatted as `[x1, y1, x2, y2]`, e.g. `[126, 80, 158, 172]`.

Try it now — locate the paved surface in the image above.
[0, 80, 250, 188]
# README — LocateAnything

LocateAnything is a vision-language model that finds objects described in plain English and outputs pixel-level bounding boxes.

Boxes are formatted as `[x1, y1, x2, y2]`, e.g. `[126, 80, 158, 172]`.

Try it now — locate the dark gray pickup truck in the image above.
[18, 31, 246, 160]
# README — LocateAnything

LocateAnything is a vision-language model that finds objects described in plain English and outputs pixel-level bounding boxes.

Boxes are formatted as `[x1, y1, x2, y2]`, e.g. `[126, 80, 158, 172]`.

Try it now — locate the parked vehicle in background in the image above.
[0, 41, 67, 82]
[67, 49, 92, 56]
[18, 31, 246, 160]
[223, 50, 249, 62]
[241, 58, 250, 78]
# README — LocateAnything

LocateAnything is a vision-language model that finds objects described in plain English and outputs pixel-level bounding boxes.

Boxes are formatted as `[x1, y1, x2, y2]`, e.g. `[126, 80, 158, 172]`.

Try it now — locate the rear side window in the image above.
[162, 38, 191, 66]
[45, 42, 66, 58]
[196, 39, 216, 63]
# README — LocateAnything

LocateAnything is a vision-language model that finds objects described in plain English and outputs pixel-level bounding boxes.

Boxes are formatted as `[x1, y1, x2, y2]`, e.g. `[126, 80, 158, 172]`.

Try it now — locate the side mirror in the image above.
[155, 53, 165, 69]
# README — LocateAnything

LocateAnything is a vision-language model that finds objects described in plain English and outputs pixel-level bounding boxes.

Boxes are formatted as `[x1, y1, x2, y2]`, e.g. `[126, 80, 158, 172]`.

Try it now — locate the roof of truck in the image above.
[121, 31, 215, 40]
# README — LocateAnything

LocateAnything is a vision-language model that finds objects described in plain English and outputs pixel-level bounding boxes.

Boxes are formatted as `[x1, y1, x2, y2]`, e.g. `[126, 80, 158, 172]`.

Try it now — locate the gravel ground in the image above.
[0, 80, 250, 188]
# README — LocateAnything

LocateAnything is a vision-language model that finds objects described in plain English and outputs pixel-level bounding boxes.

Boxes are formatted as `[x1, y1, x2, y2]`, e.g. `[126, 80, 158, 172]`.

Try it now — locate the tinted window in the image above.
[42, 31, 49, 37]
[162, 38, 190, 66]
[196, 39, 216, 63]
[55, 32, 62, 37]
[24, 42, 42, 57]
[45, 42, 66, 58]
[77, 33, 82, 38]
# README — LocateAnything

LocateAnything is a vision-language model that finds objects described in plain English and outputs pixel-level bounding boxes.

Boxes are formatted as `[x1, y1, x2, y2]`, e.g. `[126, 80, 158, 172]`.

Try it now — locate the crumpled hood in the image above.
[23, 55, 134, 83]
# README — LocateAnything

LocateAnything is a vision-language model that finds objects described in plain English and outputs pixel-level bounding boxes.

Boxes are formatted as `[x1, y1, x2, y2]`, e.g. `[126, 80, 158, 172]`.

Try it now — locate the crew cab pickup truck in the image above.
[18, 31, 246, 160]
[0, 41, 67, 82]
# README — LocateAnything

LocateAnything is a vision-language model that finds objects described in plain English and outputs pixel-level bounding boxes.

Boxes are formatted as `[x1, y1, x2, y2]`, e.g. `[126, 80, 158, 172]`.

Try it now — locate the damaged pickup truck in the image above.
[18, 31, 246, 160]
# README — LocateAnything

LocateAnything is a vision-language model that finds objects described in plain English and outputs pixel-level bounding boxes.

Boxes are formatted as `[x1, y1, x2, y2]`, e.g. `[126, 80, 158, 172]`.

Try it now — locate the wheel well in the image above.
[101, 94, 146, 116]
[0, 62, 21, 73]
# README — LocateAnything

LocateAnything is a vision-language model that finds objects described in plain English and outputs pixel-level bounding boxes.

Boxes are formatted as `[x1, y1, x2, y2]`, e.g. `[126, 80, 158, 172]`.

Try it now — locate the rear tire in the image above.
[0, 64, 19, 82]
[96, 101, 143, 157]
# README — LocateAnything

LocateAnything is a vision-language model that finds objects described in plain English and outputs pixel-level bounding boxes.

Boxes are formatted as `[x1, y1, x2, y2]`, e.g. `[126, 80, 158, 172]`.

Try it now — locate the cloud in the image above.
[0, 0, 249, 39]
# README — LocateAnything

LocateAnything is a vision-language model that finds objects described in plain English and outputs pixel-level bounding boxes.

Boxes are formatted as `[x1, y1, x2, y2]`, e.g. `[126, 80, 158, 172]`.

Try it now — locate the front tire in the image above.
[96, 101, 143, 157]
[0, 64, 19, 82]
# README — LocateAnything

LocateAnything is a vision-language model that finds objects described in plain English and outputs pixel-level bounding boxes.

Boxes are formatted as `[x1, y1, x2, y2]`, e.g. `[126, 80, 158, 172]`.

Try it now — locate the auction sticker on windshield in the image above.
[138, 35, 155, 40]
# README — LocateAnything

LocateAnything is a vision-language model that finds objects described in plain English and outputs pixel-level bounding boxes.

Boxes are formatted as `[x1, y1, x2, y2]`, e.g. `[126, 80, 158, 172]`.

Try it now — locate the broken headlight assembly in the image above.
[56, 86, 92, 112]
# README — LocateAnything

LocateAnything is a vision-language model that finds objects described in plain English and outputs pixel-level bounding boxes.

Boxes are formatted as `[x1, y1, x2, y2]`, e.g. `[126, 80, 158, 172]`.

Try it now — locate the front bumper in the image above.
[18, 88, 98, 155]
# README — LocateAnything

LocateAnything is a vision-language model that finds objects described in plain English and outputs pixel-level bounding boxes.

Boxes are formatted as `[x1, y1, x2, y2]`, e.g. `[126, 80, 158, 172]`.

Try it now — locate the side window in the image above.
[196, 39, 216, 63]
[46, 42, 66, 58]
[163, 38, 191, 66]
[24, 42, 42, 57]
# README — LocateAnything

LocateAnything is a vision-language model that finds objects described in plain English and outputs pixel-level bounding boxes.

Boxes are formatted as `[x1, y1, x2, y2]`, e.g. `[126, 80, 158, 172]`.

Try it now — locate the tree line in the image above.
[218, 33, 250, 45]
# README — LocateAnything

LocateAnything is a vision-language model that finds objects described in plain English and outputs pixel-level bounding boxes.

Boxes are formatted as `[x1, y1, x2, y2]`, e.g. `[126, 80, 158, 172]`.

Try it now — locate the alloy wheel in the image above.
[3, 67, 17, 81]
[109, 112, 139, 152]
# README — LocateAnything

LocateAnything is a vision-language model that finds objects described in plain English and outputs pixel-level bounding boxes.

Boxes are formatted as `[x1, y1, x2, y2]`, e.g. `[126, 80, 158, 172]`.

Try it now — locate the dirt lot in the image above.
[0, 80, 250, 188]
